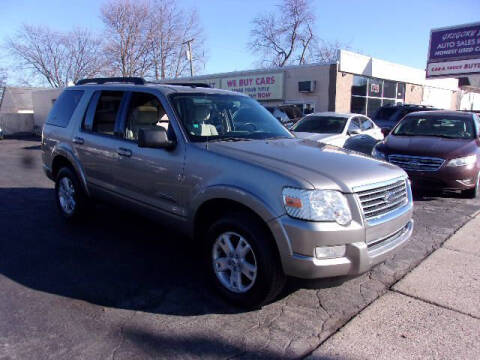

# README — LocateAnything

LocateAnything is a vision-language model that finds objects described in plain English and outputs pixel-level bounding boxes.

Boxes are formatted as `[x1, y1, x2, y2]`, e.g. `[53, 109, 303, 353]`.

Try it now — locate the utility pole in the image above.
[183, 39, 194, 77]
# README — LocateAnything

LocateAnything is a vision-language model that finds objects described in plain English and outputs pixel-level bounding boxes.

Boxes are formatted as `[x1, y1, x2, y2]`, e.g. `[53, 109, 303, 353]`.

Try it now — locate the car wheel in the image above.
[205, 212, 286, 308]
[462, 172, 480, 199]
[55, 167, 89, 220]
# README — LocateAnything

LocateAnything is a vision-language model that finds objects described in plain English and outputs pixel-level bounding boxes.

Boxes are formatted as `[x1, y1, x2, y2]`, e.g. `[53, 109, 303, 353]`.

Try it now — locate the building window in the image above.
[350, 75, 405, 117]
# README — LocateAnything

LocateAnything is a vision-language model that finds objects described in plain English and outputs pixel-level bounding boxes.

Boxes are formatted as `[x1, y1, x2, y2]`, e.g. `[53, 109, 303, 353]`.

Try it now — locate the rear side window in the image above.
[46, 90, 84, 127]
[92, 91, 123, 136]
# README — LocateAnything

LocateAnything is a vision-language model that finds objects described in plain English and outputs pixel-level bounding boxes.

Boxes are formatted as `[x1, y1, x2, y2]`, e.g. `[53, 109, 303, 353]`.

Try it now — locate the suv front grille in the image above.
[388, 154, 444, 172]
[356, 179, 408, 220]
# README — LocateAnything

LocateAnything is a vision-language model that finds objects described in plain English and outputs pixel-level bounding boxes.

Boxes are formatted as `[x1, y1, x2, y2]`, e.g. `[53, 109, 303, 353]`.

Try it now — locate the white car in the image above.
[291, 112, 384, 148]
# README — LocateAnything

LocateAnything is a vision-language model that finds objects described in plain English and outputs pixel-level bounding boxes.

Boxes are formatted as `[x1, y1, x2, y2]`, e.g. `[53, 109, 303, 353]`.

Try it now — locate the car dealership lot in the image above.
[1, 137, 479, 359]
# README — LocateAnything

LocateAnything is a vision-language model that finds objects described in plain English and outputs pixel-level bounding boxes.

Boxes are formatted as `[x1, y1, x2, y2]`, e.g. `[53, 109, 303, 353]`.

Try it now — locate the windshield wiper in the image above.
[208, 136, 251, 142]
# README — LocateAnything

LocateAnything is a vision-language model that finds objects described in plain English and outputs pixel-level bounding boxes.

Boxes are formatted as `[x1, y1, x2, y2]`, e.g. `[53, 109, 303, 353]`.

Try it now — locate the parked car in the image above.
[292, 112, 384, 148]
[264, 104, 303, 128]
[0, 127, 3, 140]
[372, 111, 480, 198]
[42, 77, 413, 307]
[373, 104, 438, 135]
[264, 106, 292, 127]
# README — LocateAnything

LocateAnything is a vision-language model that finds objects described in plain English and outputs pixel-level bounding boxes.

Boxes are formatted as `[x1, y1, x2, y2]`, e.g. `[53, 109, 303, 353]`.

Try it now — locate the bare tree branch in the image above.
[4, 24, 104, 87]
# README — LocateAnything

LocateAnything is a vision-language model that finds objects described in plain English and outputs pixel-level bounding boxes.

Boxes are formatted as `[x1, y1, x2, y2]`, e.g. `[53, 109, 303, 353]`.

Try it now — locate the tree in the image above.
[147, 2, 206, 79]
[101, 0, 152, 77]
[5, 25, 104, 87]
[249, 0, 350, 67]
[249, 0, 315, 67]
[100, 0, 206, 79]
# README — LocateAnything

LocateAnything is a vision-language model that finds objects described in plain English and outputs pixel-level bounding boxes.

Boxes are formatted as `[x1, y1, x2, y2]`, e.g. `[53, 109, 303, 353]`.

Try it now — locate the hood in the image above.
[384, 135, 479, 159]
[293, 132, 342, 143]
[206, 138, 405, 193]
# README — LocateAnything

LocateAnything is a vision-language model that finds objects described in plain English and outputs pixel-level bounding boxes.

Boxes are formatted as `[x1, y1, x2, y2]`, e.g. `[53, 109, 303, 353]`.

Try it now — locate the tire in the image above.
[204, 212, 286, 308]
[462, 172, 479, 199]
[55, 167, 90, 221]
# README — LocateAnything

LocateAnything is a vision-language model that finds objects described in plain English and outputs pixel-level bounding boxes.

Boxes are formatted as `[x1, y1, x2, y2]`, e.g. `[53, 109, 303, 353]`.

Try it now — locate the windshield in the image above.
[292, 116, 347, 134]
[393, 114, 475, 139]
[169, 93, 293, 142]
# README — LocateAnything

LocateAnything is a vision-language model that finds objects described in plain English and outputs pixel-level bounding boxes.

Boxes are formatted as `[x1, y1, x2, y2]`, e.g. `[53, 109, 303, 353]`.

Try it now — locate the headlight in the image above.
[371, 145, 386, 160]
[282, 188, 352, 225]
[447, 155, 476, 168]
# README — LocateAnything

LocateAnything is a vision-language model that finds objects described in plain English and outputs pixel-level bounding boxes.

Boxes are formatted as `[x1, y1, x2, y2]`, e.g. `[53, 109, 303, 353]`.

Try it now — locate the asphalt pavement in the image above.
[0, 137, 479, 359]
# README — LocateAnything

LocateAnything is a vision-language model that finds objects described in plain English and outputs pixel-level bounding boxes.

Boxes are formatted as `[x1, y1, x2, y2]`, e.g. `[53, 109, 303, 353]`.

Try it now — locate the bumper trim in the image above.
[282, 219, 414, 279]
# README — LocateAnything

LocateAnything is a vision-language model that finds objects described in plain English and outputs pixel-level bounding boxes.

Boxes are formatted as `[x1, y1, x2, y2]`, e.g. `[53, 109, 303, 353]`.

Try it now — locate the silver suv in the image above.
[42, 77, 414, 307]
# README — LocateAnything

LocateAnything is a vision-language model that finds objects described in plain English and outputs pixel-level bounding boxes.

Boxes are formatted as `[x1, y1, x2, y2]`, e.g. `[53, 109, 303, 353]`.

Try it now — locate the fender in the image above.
[188, 185, 293, 262]
[51, 143, 90, 197]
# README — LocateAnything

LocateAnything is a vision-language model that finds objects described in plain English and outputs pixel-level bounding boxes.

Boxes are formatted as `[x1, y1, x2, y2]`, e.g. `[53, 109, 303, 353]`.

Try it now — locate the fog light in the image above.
[315, 245, 346, 259]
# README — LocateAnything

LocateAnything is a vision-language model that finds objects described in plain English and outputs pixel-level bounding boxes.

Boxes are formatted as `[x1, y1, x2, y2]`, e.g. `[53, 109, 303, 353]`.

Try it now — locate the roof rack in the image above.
[161, 82, 211, 88]
[75, 77, 146, 86]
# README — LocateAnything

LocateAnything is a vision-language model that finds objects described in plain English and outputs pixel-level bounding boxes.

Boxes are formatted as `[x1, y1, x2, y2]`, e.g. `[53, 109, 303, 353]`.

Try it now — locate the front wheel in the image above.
[205, 212, 286, 308]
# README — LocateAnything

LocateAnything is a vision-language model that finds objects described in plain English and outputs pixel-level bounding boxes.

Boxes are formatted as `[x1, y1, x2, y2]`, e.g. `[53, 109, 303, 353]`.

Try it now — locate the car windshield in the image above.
[169, 93, 293, 142]
[393, 114, 475, 139]
[291, 116, 347, 134]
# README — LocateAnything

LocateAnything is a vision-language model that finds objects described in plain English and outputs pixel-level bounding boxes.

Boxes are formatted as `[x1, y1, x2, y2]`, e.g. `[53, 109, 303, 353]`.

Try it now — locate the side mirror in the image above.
[381, 128, 391, 137]
[138, 128, 176, 150]
[348, 129, 361, 136]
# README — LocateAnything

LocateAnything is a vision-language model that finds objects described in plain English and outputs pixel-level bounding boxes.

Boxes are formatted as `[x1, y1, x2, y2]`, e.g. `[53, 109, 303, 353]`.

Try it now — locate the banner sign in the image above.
[220, 73, 284, 100]
[427, 22, 480, 78]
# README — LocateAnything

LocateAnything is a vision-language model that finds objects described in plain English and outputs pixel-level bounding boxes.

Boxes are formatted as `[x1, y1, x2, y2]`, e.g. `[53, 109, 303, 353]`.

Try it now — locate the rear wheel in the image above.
[462, 172, 479, 199]
[55, 167, 90, 220]
[205, 212, 286, 308]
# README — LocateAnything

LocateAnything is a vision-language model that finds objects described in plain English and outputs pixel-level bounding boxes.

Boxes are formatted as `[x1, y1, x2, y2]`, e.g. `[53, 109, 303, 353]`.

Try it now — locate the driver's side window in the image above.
[348, 117, 362, 132]
[124, 92, 170, 142]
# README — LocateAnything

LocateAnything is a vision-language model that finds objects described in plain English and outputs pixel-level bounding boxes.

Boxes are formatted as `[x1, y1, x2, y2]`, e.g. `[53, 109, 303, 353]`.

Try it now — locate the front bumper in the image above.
[407, 165, 478, 191]
[268, 191, 414, 279]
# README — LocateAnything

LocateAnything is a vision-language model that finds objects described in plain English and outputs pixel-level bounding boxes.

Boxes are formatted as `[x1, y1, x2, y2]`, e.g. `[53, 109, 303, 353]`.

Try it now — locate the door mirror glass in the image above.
[138, 128, 176, 149]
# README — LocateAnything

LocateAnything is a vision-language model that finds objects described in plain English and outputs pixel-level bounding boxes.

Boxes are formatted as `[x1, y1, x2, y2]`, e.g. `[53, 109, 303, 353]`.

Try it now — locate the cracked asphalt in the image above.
[0, 137, 479, 359]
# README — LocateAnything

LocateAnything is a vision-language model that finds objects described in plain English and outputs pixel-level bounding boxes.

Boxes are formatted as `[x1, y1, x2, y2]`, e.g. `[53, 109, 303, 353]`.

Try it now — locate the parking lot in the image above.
[1, 137, 479, 359]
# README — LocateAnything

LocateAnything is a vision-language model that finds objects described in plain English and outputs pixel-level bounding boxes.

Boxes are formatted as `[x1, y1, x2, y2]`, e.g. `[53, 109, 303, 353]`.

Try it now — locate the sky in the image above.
[1, 0, 480, 84]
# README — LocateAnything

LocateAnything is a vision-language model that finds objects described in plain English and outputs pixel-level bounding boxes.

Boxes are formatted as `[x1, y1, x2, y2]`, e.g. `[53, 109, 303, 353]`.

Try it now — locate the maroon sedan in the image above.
[372, 111, 480, 198]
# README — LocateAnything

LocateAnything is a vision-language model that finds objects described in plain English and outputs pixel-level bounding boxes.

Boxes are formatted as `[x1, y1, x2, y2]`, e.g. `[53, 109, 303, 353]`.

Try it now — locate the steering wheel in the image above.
[241, 123, 257, 131]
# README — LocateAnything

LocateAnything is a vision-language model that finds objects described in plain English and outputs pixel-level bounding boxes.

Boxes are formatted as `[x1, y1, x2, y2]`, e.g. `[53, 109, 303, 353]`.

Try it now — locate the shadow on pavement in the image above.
[0, 187, 343, 317]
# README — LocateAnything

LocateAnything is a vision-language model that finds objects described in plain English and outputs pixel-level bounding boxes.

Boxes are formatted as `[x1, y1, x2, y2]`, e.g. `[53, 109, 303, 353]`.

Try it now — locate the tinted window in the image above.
[292, 116, 347, 134]
[46, 90, 84, 127]
[92, 91, 123, 136]
[348, 118, 361, 131]
[383, 81, 396, 98]
[397, 83, 405, 99]
[352, 76, 368, 96]
[124, 92, 172, 141]
[351, 96, 366, 114]
[393, 115, 475, 139]
[361, 118, 374, 130]
[367, 98, 382, 117]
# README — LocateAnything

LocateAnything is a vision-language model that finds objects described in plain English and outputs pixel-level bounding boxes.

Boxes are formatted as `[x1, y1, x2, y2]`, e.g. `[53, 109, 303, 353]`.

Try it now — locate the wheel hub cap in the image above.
[212, 231, 257, 293]
[58, 177, 76, 215]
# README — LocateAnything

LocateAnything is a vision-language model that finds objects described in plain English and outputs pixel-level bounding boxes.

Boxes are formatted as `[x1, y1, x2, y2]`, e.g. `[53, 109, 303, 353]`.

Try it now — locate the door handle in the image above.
[72, 137, 84, 145]
[117, 147, 132, 157]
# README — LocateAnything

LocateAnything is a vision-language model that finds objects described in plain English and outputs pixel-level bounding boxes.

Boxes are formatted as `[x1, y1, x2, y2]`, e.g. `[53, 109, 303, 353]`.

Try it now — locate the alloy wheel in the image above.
[212, 232, 257, 293]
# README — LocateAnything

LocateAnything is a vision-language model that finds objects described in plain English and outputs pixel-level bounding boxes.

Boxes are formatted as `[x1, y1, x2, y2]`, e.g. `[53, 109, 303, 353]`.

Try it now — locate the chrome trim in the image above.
[353, 177, 412, 225]
[367, 219, 414, 257]
[388, 154, 445, 172]
[352, 176, 407, 193]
